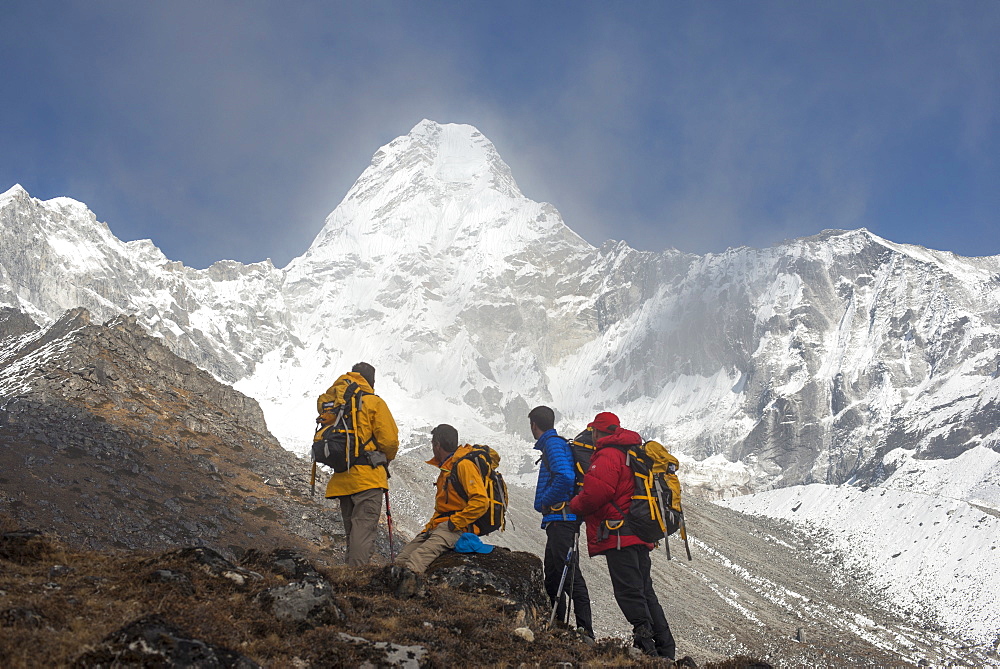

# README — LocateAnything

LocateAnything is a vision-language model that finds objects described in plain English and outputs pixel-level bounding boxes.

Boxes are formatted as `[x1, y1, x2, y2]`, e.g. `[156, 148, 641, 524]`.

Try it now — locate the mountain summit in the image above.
[298, 120, 583, 267]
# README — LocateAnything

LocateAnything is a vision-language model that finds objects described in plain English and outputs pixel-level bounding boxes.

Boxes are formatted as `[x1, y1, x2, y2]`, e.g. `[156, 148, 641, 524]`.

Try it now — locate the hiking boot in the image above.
[633, 623, 657, 656]
[654, 627, 676, 660]
[394, 567, 419, 598]
[675, 656, 697, 668]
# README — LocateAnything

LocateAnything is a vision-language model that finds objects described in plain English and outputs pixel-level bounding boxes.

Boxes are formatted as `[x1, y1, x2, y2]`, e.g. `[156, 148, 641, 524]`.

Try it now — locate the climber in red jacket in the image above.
[569, 411, 676, 660]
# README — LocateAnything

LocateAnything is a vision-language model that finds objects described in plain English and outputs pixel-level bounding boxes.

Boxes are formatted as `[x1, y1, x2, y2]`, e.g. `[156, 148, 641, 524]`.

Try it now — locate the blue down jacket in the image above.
[533, 429, 577, 525]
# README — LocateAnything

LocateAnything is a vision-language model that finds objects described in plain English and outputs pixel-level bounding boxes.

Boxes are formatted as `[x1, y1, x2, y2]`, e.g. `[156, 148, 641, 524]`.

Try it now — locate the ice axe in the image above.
[679, 511, 692, 561]
[310, 460, 317, 496]
[654, 478, 672, 560]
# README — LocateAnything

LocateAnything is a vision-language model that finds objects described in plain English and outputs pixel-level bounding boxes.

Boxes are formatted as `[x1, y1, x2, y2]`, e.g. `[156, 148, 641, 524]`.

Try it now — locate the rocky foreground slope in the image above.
[1, 523, 666, 668]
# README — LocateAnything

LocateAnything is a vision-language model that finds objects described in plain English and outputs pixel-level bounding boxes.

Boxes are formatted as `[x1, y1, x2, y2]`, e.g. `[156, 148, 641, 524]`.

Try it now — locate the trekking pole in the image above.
[548, 542, 575, 627]
[563, 529, 580, 626]
[384, 490, 396, 562]
[310, 460, 317, 496]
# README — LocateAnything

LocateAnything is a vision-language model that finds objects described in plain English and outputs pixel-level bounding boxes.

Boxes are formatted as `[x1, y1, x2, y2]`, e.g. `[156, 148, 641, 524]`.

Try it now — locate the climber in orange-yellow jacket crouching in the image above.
[393, 424, 489, 577]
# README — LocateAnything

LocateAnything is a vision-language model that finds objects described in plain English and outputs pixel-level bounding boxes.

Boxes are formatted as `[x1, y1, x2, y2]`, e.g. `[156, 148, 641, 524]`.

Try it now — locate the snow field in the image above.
[717, 455, 1000, 644]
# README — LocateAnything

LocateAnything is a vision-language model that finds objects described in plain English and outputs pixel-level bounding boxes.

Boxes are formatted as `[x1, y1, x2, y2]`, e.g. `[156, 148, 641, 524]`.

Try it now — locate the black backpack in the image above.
[312, 382, 374, 472]
[565, 427, 598, 494]
[625, 442, 670, 543]
[607, 441, 668, 544]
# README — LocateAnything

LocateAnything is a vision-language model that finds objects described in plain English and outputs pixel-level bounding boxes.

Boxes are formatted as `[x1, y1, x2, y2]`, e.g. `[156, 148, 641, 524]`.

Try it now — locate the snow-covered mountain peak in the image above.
[0, 185, 127, 265]
[0, 185, 97, 222]
[294, 121, 586, 269]
[398, 120, 520, 195]
[1, 183, 30, 202]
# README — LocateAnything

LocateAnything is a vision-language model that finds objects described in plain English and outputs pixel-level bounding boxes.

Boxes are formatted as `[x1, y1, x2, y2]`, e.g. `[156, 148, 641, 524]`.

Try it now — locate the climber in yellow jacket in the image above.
[318, 362, 398, 566]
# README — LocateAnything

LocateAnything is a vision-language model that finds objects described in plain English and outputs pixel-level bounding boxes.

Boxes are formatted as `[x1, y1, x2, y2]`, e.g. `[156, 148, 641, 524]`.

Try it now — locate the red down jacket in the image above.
[569, 427, 655, 557]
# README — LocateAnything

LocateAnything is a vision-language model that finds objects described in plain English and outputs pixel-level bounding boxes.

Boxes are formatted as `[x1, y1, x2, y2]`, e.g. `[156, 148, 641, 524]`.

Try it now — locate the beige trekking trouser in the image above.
[339, 487, 384, 567]
[394, 523, 462, 574]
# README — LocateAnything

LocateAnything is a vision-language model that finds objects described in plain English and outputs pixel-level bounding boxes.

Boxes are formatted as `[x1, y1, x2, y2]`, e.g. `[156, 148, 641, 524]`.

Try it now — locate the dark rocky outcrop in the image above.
[0, 530, 49, 563]
[0, 607, 45, 629]
[334, 633, 427, 668]
[153, 547, 263, 588]
[0, 530, 656, 668]
[0, 307, 39, 340]
[73, 614, 260, 668]
[425, 547, 549, 624]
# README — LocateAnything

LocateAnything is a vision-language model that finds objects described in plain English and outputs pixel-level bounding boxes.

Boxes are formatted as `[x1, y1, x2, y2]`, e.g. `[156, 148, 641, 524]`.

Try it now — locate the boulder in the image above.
[146, 569, 195, 594]
[157, 547, 262, 588]
[256, 578, 344, 627]
[424, 547, 548, 623]
[0, 530, 49, 564]
[0, 607, 44, 628]
[241, 548, 323, 581]
[73, 614, 259, 668]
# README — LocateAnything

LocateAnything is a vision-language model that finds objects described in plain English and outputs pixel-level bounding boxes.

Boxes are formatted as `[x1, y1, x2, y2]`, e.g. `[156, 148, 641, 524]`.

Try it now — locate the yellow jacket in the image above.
[320, 372, 399, 498]
[424, 444, 491, 534]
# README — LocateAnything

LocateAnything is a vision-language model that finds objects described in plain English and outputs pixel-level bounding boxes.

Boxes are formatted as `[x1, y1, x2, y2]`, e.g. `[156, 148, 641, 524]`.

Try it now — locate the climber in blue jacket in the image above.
[530, 405, 593, 638]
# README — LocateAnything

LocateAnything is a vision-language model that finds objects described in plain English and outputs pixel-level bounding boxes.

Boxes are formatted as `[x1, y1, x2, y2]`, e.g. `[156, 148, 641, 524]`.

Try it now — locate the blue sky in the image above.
[1, 1, 997, 268]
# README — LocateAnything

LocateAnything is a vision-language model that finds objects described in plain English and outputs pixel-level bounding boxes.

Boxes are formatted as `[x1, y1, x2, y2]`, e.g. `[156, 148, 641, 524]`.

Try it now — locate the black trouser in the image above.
[604, 544, 675, 659]
[543, 519, 593, 636]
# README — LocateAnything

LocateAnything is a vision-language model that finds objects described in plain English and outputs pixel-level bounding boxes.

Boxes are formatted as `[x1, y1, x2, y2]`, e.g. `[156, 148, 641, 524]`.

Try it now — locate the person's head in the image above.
[588, 411, 620, 441]
[528, 405, 555, 439]
[352, 362, 376, 388]
[431, 423, 459, 462]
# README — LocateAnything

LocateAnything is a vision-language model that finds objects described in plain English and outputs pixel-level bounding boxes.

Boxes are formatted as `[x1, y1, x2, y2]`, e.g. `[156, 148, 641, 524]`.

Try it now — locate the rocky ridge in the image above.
[1, 526, 630, 668]
[0, 306, 348, 557]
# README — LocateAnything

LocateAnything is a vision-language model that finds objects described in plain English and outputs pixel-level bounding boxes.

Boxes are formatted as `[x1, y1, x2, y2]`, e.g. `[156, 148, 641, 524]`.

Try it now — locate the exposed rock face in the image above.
[0, 307, 38, 340]
[257, 578, 342, 626]
[0, 307, 354, 559]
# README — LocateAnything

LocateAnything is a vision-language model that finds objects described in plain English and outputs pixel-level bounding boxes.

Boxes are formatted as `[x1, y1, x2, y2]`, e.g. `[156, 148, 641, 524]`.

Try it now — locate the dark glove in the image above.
[446, 520, 460, 533]
[368, 450, 388, 467]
